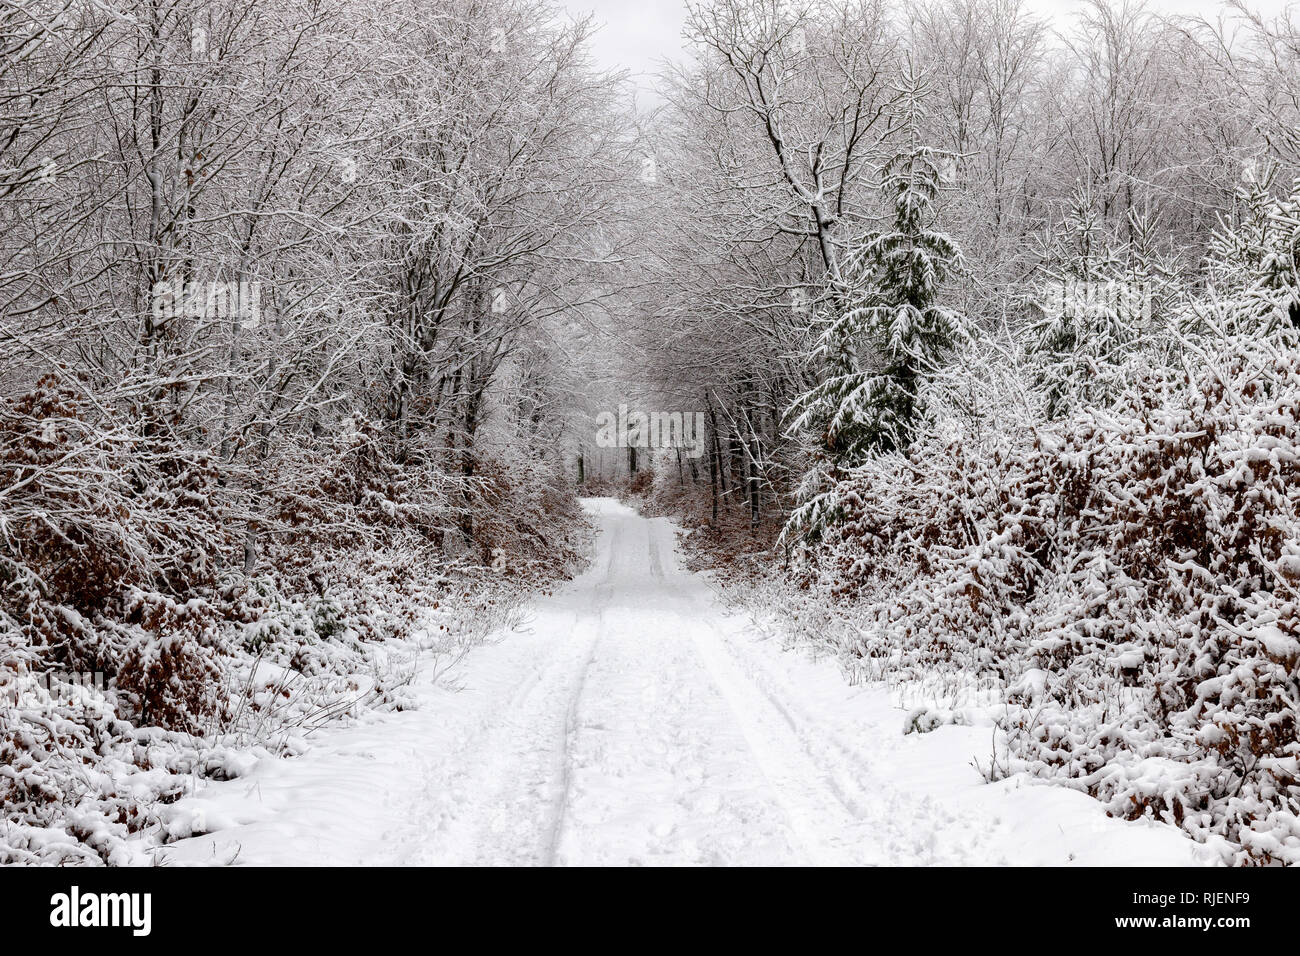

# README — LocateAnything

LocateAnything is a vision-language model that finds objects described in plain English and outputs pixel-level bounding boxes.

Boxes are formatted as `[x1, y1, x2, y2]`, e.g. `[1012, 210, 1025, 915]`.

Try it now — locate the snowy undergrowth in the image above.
[813, 336, 1298, 864]
[0, 546, 589, 865]
[0, 387, 594, 865]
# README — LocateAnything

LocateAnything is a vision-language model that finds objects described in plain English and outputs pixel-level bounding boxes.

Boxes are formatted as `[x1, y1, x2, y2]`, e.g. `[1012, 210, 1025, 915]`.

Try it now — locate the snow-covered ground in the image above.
[167, 498, 1214, 866]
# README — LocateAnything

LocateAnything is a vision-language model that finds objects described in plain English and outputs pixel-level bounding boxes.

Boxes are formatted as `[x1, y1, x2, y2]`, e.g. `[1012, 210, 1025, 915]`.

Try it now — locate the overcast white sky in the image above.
[560, 0, 1294, 96]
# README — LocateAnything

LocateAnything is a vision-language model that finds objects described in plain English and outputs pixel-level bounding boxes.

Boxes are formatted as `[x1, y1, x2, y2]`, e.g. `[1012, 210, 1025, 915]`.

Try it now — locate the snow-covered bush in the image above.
[903, 705, 970, 735]
[795, 329, 1300, 863]
[0, 376, 591, 865]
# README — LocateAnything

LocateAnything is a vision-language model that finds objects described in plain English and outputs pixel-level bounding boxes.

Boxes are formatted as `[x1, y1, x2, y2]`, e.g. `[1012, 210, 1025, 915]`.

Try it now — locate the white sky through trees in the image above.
[563, 0, 1295, 100]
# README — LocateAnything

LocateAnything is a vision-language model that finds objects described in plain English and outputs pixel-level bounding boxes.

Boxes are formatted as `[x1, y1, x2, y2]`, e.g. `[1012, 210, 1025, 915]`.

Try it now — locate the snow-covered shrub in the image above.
[0, 377, 591, 865]
[627, 467, 656, 498]
[465, 453, 591, 579]
[796, 329, 1300, 864]
[903, 705, 970, 735]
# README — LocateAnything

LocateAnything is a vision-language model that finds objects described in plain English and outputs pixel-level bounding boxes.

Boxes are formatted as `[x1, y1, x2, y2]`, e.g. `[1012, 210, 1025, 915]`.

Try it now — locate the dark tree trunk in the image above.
[707, 401, 720, 526]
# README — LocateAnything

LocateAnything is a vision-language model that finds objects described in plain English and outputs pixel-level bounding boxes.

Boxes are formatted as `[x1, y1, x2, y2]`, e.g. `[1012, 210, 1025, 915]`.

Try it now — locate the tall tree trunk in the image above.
[707, 401, 720, 526]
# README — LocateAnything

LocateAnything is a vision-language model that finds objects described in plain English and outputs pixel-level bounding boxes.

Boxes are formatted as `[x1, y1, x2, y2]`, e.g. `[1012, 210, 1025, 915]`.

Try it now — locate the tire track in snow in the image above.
[676, 571, 1001, 864]
[651, 514, 987, 864]
[392, 511, 630, 866]
[389, 619, 592, 865]
[541, 602, 606, 865]
[681, 615, 885, 866]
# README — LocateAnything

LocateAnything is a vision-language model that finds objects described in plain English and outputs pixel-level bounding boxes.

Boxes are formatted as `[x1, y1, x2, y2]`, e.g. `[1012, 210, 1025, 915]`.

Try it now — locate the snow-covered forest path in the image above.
[169, 498, 1206, 867]
[392, 496, 912, 866]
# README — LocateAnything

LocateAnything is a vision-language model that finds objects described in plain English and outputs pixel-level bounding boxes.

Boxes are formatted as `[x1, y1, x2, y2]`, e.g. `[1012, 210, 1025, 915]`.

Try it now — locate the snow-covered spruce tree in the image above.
[1204, 161, 1300, 334]
[785, 67, 965, 539]
[1027, 186, 1172, 418]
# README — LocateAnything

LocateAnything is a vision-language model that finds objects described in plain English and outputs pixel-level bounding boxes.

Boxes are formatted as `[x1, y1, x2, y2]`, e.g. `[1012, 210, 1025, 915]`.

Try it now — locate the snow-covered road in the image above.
[170, 498, 1210, 866]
